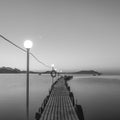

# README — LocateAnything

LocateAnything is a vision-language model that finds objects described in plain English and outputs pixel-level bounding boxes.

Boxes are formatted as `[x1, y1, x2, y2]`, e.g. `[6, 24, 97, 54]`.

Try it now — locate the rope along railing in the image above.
[0, 34, 51, 69]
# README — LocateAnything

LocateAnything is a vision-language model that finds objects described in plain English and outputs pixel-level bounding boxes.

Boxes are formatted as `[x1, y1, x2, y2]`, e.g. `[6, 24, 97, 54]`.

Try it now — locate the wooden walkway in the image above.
[39, 77, 79, 120]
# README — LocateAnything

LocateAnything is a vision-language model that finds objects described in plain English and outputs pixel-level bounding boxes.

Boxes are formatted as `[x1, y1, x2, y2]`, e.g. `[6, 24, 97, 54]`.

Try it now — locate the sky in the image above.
[0, 0, 120, 73]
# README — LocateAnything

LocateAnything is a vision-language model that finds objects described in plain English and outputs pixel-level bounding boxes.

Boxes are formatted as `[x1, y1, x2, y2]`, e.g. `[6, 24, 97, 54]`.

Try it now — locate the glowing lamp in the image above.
[24, 40, 33, 49]
[51, 64, 54, 68]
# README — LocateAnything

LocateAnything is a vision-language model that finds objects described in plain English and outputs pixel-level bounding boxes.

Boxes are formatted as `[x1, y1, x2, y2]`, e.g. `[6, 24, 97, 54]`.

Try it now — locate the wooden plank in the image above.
[39, 78, 79, 120]
[45, 97, 54, 120]
[63, 96, 68, 120]
[68, 97, 77, 120]
[54, 96, 58, 120]
[65, 96, 72, 120]
[40, 96, 52, 120]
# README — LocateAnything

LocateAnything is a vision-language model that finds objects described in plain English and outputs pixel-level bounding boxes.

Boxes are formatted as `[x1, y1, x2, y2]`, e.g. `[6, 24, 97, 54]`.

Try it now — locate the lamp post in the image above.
[24, 40, 33, 120]
[51, 64, 54, 70]
[51, 64, 54, 84]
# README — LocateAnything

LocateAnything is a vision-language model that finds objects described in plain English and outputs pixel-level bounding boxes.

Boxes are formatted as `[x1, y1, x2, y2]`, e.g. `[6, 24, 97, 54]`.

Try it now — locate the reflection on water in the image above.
[0, 74, 120, 120]
[0, 74, 52, 120]
[69, 75, 120, 120]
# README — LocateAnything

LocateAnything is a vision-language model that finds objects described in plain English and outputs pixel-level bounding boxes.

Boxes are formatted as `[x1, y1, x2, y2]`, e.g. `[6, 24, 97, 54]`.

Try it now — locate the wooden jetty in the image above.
[35, 76, 84, 120]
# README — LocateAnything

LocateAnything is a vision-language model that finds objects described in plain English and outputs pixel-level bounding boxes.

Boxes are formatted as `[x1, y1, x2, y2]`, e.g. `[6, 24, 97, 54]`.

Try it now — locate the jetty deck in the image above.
[36, 77, 80, 120]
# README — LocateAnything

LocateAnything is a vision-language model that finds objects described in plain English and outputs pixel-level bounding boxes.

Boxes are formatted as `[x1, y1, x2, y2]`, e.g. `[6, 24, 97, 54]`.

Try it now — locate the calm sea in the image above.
[0, 74, 53, 120]
[0, 74, 120, 120]
[69, 74, 120, 120]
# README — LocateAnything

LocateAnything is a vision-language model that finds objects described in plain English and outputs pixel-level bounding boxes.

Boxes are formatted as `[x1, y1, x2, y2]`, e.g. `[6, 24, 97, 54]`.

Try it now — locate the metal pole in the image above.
[52, 67, 54, 85]
[26, 48, 30, 120]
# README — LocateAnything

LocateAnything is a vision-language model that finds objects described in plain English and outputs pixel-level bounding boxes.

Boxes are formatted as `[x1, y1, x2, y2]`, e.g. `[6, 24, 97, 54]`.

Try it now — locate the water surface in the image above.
[69, 75, 120, 120]
[0, 74, 120, 120]
[0, 74, 52, 120]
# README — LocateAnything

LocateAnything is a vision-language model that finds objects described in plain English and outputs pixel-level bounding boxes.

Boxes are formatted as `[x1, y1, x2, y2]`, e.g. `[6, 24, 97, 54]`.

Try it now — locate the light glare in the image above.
[24, 40, 33, 49]
[51, 64, 54, 68]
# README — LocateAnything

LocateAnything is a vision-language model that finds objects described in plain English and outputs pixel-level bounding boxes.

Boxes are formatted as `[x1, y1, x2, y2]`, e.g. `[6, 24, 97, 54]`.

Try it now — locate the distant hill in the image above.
[75, 70, 101, 76]
[0, 67, 39, 74]
[0, 67, 101, 76]
[0, 67, 21, 73]
[40, 70, 101, 76]
[41, 71, 51, 74]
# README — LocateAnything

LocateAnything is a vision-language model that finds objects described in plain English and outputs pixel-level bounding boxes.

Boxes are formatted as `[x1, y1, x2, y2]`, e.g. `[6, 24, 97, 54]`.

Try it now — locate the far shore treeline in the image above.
[0, 67, 101, 76]
[0, 67, 39, 74]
